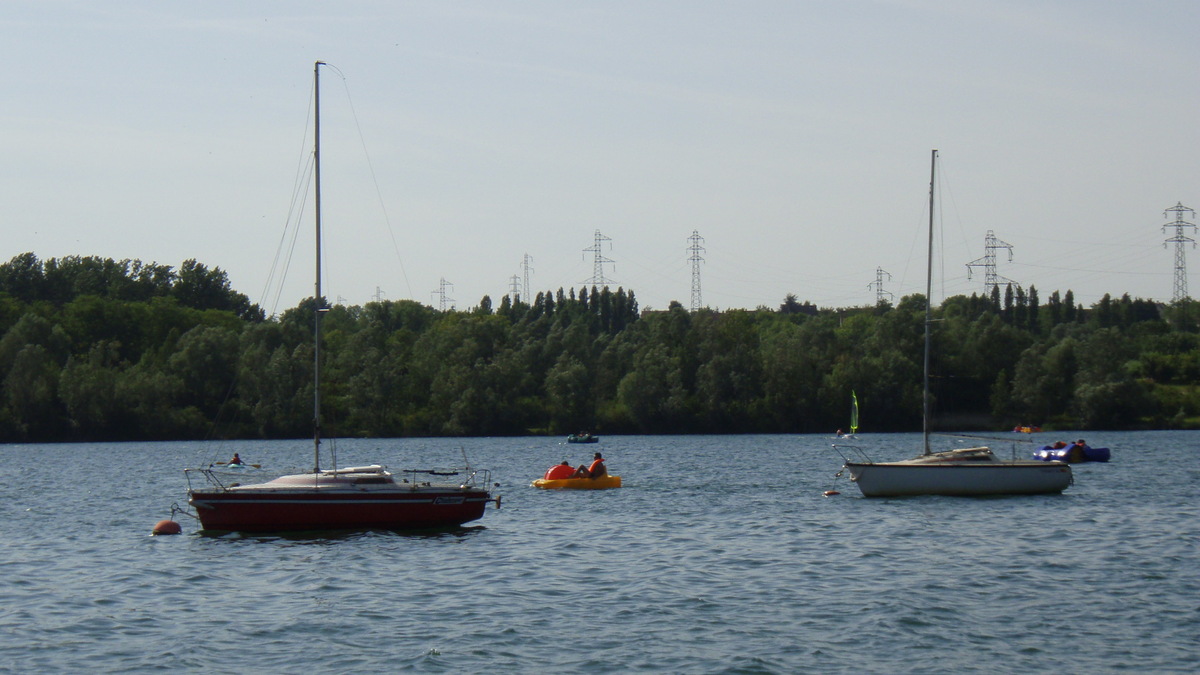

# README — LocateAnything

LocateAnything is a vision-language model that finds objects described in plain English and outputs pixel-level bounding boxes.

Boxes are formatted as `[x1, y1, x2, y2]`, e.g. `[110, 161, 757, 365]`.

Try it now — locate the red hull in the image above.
[190, 488, 491, 533]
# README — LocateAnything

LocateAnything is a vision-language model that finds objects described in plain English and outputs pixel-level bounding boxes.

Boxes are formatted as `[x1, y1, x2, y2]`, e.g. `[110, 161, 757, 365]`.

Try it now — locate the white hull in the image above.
[845, 455, 1072, 497]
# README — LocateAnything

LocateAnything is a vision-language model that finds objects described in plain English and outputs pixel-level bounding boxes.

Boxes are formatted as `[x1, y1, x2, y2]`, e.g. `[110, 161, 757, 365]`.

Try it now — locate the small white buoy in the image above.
[152, 519, 182, 535]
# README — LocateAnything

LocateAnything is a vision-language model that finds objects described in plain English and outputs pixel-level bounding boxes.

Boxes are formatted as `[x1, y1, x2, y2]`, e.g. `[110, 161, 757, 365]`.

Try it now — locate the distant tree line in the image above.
[0, 253, 1197, 442]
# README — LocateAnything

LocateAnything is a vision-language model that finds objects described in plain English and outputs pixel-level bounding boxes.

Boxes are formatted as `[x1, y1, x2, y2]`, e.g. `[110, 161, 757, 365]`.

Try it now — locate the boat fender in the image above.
[152, 519, 182, 535]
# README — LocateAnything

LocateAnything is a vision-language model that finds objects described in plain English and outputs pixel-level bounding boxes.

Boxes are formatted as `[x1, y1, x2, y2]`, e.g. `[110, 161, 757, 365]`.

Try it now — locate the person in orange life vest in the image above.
[573, 452, 607, 479]
[229, 453, 243, 466]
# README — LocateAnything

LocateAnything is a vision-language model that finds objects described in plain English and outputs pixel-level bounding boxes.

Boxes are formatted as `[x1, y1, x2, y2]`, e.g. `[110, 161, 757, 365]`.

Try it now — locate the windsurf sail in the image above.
[850, 390, 859, 435]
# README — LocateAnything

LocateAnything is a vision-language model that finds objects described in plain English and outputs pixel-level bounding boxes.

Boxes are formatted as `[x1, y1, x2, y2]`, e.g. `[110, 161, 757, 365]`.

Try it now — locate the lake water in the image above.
[1, 431, 1196, 673]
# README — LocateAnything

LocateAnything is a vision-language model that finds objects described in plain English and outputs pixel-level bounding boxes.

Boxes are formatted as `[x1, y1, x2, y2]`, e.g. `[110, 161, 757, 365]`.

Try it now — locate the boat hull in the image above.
[189, 486, 491, 532]
[531, 475, 621, 490]
[844, 462, 1071, 497]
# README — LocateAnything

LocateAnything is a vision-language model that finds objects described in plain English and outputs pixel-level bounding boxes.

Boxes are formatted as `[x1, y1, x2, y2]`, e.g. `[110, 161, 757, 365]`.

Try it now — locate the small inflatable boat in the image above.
[532, 475, 622, 489]
[1033, 442, 1110, 463]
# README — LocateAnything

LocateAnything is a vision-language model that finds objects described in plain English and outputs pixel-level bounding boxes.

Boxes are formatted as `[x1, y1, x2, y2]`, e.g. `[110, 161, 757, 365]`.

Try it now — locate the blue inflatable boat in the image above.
[1033, 441, 1111, 463]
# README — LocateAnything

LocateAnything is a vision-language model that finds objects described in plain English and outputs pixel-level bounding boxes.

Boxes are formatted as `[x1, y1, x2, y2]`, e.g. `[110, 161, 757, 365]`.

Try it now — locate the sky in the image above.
[5, 1, 1200, 316]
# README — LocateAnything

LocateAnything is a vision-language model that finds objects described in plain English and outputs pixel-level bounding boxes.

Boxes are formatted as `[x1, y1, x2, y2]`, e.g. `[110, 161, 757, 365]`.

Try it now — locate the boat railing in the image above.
[931, 432, 1035, 460]
[831, 443, 875, 464]
[185, 467, 229, 490]
[398, 467, 492, 489]
[185, 466, 278, 491]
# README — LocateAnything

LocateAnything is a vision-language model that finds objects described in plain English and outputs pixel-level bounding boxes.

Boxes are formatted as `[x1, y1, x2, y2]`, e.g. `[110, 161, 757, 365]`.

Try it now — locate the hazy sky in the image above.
[5, 1, 1199, 314]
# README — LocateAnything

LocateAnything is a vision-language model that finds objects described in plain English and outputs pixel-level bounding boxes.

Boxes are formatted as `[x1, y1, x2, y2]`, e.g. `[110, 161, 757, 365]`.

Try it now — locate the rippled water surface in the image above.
[1, 432, 1197, 673]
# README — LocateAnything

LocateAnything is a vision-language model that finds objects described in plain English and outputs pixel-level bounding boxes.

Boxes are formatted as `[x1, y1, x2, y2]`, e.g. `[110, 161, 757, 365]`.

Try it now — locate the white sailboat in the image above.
[840, 150, 1072, 497]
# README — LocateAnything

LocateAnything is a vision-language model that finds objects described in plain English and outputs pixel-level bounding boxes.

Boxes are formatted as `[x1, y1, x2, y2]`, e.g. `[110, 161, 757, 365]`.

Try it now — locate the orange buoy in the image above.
[152, 519, 182, 535]
[823, 490, 841, 497]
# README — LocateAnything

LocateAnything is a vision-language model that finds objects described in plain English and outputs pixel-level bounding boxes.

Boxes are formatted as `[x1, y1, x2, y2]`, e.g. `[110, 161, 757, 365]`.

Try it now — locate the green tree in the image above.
[616, 343, 687, 432]
[59, 340, 124, 438]
[3, 344, 64, 439]
[173, 259, 260, 320]
[544, 354, 591, 432]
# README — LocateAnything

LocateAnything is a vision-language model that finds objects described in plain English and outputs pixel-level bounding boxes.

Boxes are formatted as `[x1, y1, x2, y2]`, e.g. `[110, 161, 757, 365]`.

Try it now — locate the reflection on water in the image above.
[194, 524, 489, 543]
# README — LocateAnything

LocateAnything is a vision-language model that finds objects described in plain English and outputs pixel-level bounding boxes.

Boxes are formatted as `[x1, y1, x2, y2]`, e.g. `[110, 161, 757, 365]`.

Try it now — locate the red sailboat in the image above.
[188, 464, 495, 533]
[186, 62, 496, 532]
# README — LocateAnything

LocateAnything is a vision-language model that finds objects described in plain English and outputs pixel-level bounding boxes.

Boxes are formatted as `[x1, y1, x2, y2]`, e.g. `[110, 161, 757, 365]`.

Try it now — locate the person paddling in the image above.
[574, 452, 607, 479]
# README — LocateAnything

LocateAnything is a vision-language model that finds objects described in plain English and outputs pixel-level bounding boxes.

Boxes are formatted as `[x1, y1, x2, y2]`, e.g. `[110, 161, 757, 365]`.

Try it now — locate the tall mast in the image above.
[312, 60, 325, 472]
[923, 149, 936, 455]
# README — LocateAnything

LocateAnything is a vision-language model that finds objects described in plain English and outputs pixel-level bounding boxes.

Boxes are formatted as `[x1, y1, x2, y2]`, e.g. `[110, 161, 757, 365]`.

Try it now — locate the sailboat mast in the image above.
[922, 149, 936, 455]
[312, 60, 325, 473]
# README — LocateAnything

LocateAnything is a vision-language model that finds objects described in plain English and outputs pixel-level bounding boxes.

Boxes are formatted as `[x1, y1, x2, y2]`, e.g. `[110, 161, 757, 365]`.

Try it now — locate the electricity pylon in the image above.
[1162, 202, 1197, 302]
[966, 229, 1016, 296]
[582, 230, 616, 285]
[687, 230, 705, 312]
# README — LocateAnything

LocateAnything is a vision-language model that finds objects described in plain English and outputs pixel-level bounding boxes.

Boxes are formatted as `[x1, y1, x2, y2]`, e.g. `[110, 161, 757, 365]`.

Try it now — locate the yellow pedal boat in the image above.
[531, 475, 622, 490]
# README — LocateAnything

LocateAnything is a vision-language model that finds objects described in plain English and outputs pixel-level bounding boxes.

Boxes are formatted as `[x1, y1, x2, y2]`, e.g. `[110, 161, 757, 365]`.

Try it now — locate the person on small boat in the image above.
[229, 453, 244, 466]
[544, 461, 574, 480]
[573, 452, 607, 479]
[1070, 439, 1089, 463]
